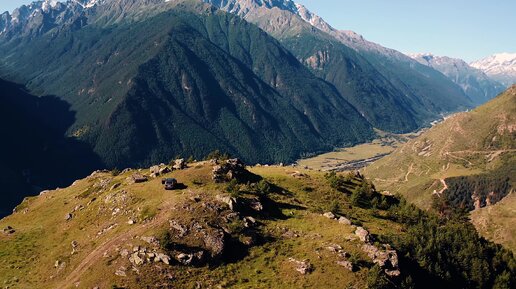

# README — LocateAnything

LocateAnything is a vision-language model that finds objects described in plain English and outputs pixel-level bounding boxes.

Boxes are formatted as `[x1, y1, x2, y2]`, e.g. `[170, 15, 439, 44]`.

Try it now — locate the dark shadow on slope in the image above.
[0, 78, 104, 218]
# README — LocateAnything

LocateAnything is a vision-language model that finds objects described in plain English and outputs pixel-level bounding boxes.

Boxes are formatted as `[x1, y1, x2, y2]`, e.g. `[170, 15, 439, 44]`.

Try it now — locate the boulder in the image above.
[159, 166, 171, 174]
[131, 174, 148, 183]
[288, 258, 314, 275]
[323, 212, 336, 219]
[338, 217, 352, 225]
[149, 165, 160, 175]
[156, 253, 171, 265]
[173, 159, 187, 170]
[129, 253, 144, 265]
[176, 253, 194, 265]
[354, 227, 370, 243]
[65, 213, 73, 221]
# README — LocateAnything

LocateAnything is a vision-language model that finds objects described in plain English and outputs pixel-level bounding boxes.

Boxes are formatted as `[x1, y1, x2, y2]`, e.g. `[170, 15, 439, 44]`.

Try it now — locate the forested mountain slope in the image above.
[0, 0, 374, 168]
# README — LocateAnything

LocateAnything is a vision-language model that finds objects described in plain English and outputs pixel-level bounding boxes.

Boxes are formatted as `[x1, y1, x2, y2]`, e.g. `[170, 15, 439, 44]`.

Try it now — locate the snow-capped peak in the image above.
[471, 53, 516, 87]
[42, 0, 60, 11]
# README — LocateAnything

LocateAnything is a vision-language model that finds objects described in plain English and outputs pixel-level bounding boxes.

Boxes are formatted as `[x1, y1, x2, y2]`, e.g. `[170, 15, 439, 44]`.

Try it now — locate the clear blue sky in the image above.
[295, 0, 515, 62]
[2, 0, 515, 62]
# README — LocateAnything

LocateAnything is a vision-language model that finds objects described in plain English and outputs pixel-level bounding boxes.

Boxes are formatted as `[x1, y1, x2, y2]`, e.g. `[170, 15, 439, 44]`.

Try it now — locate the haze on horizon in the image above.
[1, 0, 515, 62]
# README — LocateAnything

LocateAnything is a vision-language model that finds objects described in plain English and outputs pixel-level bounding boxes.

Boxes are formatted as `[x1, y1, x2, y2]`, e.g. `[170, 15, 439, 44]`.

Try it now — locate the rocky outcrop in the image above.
[212, 159, 248, 183]
[361, 244, 400, 277]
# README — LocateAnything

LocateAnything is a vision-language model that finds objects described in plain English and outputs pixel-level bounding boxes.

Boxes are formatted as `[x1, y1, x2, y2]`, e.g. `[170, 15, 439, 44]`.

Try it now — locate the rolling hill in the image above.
[0, 159, 514, 288]
[364, 85, 516, 251]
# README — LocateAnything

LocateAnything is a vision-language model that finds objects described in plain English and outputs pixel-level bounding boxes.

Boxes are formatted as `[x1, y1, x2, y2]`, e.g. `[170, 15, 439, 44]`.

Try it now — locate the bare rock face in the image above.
[288, 258, 314, 275]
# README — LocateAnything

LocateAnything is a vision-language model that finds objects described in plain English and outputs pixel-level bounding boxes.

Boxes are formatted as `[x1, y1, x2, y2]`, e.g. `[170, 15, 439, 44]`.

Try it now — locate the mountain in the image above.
[0, 159, 514, 288]
[471, 53, 516, 87]
[409, 53, 505, 105]
[0, 0, 375, 169]
[0, 77, 102, 218]
[203, 0, 474, 133]
[364, 85, 516, 251]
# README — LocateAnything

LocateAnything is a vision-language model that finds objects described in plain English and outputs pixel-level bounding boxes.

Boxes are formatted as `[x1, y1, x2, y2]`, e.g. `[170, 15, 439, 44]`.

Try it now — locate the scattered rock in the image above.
[155, 253, 171, 265]
[131, 174, 148, 183]
[216, 195, 237, 211]
[120, 249, 129, 257]
[338, 216, 352, 225]
[141, 236, 160, 247]
[323, 212, 336, 219]
[65, 213, 73, 221]
[128, 219, 136, 225]
[159, 166, 171, 175]
[337, 260, 354, 271]
[288, 258, 314, 275]
[71, 240, 79, 255]
[110, 183, 121, 191]
[291, 171, 308, 178]
[129, 253, 144, 266]
[170, 220, 189, 237]
[2, 226, 15, 235]
[115, 266, 127, 277]
[354, 227, 370, 243]
[243, 216, 257, 228]
[326, 244, 342, 253]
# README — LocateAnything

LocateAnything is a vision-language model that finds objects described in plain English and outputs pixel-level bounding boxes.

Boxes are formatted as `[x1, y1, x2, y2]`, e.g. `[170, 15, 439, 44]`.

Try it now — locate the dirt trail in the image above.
[404, 163, 414, 182]
[58, 203, 172, 288]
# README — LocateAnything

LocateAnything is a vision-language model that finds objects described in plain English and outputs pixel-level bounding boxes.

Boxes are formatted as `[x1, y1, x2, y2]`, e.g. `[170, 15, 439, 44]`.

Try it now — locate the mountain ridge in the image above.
[471, 52, 516, 87]
[409, 52, 505, 105]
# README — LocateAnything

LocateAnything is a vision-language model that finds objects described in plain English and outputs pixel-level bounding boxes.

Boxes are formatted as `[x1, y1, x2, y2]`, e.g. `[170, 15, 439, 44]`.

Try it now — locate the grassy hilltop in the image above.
[0, 158, 514, 288]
